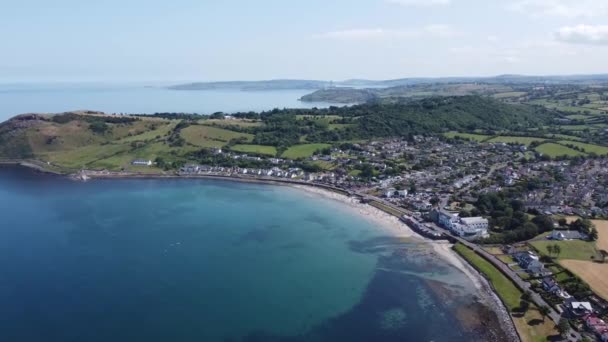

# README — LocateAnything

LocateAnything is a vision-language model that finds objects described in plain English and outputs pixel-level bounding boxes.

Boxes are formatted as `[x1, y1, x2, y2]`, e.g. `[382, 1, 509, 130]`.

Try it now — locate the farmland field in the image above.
[560, 260, 608, 300]
[557, 141, 608, 155]
[282, 143, 331, 159]
[230, 144, 277, 156]
[442, 132, 491, 142]
[487, 136, 545, 146]
[180, 125, 253, 147]
[535, 143, 586, 158]
[593, 220, 608, 252]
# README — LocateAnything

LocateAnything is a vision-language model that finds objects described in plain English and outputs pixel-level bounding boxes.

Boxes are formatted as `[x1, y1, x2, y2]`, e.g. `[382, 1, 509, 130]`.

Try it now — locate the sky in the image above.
[1, 0, 608, 82]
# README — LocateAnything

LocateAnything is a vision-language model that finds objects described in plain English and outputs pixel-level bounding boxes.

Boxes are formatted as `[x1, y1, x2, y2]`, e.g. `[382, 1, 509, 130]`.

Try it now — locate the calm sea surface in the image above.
[0, 167, 512, 342]
[0, 83, 338, 121]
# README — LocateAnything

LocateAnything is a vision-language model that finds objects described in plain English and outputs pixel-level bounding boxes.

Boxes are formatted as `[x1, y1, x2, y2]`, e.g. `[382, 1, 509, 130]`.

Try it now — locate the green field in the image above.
[201, 119, 262, 128]
[281, 143, 331, 159]
[529, 240, 599, 261]
[487, 136, 546, 146]
[453, 243, 521, 310]
[230, 144, 277, 156]
[180, 125, 253, 147]
[492, 91, 527, 99]
[543, 133, 583, 142]
[442, 132, 491, 142]
[565, 114, 592, 120]
[535, 143, 586, 158]
[557, 141, 608, 155]
[558, 124, 596, 131]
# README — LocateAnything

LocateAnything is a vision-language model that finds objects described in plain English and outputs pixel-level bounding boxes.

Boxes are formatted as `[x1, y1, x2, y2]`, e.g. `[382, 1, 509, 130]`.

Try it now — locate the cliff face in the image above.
[0, 114, 49, 159]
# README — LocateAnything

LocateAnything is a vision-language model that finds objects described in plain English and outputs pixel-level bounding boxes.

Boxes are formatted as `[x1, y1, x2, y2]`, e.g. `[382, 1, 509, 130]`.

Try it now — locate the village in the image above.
[123, 134, 608, 342]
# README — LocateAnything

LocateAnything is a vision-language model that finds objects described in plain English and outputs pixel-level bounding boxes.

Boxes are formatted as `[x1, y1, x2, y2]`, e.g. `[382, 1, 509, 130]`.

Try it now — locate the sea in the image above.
[0, 166, 514, 342]
[0, 82, 339, 121]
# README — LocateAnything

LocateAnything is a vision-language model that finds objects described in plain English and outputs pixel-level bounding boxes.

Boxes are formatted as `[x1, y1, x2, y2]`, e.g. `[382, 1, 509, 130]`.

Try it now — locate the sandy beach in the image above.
[291, 184, 486, 289]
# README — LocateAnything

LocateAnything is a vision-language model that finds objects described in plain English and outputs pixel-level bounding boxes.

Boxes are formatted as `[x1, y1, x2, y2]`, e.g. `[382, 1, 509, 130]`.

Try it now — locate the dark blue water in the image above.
[0, 166, 510, 341]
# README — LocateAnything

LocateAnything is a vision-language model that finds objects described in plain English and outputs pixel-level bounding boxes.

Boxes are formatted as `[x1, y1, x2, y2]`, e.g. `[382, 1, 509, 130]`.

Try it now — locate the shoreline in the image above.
[291, 184, 486, 289]
[291, 183, 519, 341]
[1, 163, 490, 289]
[1, 163, 517, 338]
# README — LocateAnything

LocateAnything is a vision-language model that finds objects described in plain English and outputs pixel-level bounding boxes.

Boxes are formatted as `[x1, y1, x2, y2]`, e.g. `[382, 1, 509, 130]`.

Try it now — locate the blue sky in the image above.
[1, 0, 607, 82]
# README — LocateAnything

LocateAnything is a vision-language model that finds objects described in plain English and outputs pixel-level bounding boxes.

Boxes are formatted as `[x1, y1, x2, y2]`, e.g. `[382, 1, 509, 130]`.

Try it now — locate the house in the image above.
[513, 251, 545, 274]
[180, 164, 200, 173]
[131, 159, 152, 166]
[549, 230, 586, 241]
[542, 277, 560, 293]
[569, 301, 593, 316]
[584, 315, 608, 338]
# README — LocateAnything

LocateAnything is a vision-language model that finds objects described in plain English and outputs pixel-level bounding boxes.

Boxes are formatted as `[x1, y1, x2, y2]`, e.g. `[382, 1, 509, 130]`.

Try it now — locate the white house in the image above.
[131, 159, 152, 166]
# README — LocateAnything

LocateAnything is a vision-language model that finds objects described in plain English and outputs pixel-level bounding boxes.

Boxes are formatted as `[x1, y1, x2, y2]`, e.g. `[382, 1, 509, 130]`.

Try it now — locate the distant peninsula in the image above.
[168, 79, 328, 91]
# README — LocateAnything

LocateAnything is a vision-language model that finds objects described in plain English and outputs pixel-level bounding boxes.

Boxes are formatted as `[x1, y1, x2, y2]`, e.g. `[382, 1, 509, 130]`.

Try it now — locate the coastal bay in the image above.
[0, 166, 515, 341]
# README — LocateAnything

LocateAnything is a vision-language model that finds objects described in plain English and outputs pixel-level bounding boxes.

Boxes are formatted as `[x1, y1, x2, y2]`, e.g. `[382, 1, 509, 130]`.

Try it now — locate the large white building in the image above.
[436, 211, 489, 240]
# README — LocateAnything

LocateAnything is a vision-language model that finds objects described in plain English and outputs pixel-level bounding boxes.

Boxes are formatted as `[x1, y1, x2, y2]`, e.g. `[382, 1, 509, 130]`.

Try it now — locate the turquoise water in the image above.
[0, 83, 337, 121]
[0, 167, 510, 341]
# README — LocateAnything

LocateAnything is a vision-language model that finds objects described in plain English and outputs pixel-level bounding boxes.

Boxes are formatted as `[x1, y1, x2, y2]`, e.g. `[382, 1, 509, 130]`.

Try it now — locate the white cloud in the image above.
[387, 0, 451, 6]
[508, 0, 608, 18]
[556, 25, 608, 45]
[315, 25, 459, 40]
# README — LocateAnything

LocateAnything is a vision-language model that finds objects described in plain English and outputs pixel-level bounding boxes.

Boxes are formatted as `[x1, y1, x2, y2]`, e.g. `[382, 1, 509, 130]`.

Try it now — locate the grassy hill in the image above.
[0, 96, 564, 172]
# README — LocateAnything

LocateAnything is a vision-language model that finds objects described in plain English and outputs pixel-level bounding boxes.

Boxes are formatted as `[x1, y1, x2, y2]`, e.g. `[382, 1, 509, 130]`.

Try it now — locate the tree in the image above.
[554, 244, 561, 259]
[521, 290, 532, 302]
[409, 182, 417, 195]
[557, 318, 570, 336]
[546, 245, 555, 257]
[538, 305, 551, 322]
[590, 227, 598, 241]
[600, 250, 608, 263]
[359, 163, 374, 179]
[558, 218, 567, 227]
[430, 197, 440, 206]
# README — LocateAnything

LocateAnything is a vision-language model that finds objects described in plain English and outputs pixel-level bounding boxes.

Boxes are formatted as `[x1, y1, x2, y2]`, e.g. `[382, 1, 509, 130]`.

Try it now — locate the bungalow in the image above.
[131, 159, 152, 166]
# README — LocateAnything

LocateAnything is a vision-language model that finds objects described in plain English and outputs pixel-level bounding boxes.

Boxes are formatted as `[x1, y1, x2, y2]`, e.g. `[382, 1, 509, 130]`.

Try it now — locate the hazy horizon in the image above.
[2, 0, 608, 82]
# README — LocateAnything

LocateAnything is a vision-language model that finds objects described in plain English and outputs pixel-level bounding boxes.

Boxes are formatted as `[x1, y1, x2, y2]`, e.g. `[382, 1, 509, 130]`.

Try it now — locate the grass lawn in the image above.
[557, 141, 608, 155]
[442, 132, 491, 142]
[535, 143, 586, 158]
[282, 144, 331, 159]
[497, 255, 515, 263]
[230, 144, 277, 156]
[369, 201, 404, 217]
[483, 246, 504, 255]
[487, 136, 546, 146]
[454, 243, 521, 310]
[529, 240, 599, 260]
